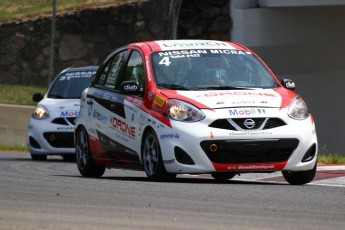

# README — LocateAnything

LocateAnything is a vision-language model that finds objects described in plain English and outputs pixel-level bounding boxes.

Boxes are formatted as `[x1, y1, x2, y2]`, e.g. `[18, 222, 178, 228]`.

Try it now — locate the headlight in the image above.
[166, 99, 205, 122]
[287, 96, 309, 120]
[32, 105, 50, 120]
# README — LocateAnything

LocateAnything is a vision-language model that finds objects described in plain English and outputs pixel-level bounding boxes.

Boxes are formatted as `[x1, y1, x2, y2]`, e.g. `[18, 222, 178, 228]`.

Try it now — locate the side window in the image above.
[124, 51, 145, 91]
[97, 66, 107, 85]
[97, 51, 127, 88]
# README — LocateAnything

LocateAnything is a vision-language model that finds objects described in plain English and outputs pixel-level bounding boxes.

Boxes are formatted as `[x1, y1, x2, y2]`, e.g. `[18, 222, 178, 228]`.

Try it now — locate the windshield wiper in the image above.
[157, 83, 192, 90]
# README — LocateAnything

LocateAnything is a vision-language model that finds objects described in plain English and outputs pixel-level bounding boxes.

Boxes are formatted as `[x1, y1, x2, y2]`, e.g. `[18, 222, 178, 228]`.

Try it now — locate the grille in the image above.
[43, 132, 74, 148]
[264, 118, 286, 129]
[201, 138, 299, 164]
[209, 119, 236, 130]
[51, 117, 77, 126]
[233, 118, 265, 130]
[209, 118, 286, 130]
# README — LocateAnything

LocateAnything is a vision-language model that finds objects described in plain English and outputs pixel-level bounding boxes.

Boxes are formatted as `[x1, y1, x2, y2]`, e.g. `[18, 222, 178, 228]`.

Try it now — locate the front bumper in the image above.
[157, 108, 318, 174]
[28, 117, 76, 155]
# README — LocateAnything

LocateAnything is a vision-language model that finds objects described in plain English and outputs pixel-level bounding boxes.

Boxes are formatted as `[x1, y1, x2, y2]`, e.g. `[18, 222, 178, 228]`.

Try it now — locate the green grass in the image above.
[0, 144, 28, 152]
[0, 0, 133, 21]
[0, 84, 46, 106]
[317, 154, 345, 165]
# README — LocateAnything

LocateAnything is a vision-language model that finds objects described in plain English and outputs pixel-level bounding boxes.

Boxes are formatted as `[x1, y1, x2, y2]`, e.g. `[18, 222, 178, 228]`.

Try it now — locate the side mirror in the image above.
[281, 78, 295, 91]
[32, 92, 43, 102]
[120, 81, 142, 95]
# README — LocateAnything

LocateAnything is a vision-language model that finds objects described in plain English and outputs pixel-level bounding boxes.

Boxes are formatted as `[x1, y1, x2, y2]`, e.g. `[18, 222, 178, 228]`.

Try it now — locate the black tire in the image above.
[62, 154, 76, 162]
[282, 163, 317, 185]
[30, 154, 47, 161]
[75, 127, 105, 177]
[211, 172, 236, 181]
[142, 129, 176, 181]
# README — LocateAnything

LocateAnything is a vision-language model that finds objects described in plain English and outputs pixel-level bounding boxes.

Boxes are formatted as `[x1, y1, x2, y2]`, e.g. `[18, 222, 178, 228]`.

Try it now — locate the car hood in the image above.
[160, 88, 295, 109]
[39, 98, 80, 116]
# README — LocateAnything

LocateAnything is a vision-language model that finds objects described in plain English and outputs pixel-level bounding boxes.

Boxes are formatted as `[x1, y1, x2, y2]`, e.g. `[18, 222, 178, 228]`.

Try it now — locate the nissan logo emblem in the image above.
[243, 119, 255, 129]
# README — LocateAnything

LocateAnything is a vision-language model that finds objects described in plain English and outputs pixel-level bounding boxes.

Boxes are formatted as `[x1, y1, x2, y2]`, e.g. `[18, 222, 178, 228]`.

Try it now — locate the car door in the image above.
[85, 49, 128, 162]
[87, 49, 145, 168]
[106, 49, 146, 169]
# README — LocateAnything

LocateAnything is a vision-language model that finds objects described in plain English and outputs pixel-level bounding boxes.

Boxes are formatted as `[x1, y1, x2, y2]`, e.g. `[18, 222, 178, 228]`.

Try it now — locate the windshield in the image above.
[152, 49, 278, 89]
[48, 70, 96, 99]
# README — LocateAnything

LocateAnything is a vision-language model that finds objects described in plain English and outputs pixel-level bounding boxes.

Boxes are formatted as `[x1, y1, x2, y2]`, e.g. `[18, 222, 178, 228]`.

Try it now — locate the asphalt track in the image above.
[0, 151, 344, 230]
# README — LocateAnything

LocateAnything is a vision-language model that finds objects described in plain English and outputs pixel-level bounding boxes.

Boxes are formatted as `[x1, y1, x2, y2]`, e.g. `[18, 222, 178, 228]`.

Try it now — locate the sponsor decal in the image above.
[153, 95, 165, 107]
[93, 109, 107, 124]
[57, 127, 73, 131]
[59, 71, 96, 81]
[60, 111, 79, 117]
[148, 91, 154, 101]
[198, 92, 276, 98]
[227, 166, 237, 170]
[160, 133, 179, 140]
[157, 41, 232, 50]
[163, 159, 175, 164]
[231, 100, 256, 105]
[229, 131, 272, 136]
[229, 108, 266, 116]
[235, 165, 274, 170]
[145, 59, 152, 81]
[213, 162, 286, 171]
[158, 50, 207, 56]
[156, 49, 251, 61]
[285, 81, 295, 88]
[210, 50, 251, 55]
[111, 117, 136, 138]
[124, 84, 138, 91]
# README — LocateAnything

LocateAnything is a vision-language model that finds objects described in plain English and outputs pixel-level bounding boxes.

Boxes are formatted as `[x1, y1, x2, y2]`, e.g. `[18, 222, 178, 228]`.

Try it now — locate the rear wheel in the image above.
[211, 172, 236, 181]
[282, 163, 317, 185]
[75, 127, 105, 177]
[142, 129, 176, 181]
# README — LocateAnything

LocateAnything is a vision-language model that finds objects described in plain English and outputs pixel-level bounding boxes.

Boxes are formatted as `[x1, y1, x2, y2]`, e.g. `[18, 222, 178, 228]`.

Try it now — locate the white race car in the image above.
[75, 40, 318, 185]
[28, 66, 97, 161]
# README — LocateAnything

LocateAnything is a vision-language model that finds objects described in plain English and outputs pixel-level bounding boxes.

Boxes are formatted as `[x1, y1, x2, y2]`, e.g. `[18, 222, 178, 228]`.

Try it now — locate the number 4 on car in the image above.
[75, 40, 318, 185]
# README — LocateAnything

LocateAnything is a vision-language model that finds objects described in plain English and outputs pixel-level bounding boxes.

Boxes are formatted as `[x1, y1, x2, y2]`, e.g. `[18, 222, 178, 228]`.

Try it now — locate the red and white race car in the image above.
[75, 40, 318, 185]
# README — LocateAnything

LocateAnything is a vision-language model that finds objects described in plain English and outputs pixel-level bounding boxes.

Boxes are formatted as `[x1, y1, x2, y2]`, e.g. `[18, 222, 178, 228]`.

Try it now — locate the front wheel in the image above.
[142, 129, 176, 181]
[282, 163, 317, 185]
[75, 127, 105, 177]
